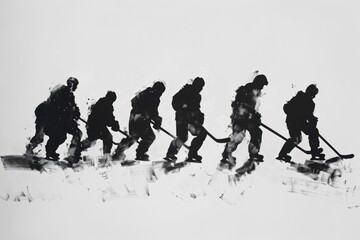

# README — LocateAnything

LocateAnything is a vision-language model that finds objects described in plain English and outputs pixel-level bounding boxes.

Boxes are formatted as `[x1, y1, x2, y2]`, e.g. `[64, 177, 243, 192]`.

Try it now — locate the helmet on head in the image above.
[106, 91, 117, 102]
[253, 74, 268, 88]
[153, 81, 166, 94]
[193, 77, 205, 89]
[67, 77, 79, 87]
[305, 84, 319, 97]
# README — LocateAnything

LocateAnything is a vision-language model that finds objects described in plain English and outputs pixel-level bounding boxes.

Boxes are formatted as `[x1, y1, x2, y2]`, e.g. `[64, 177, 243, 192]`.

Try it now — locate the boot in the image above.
[276, 154, 292, 163]
[250, 153, 264, 163]
[236, 159, 255, 175]
[277, 140, 295, 163]
[112, 150, 126, 161]
[186, 153, 202, 163]
[25, 143, 35, 155]
[136, 153, 150, 161]
[312, 147, 323, 154]
[220, 156, 236, 168]
[164, 154, 177, 163]
[310, 153, 326, 161]
[64, 155, 81, 165]
[98, 153, 113, 166]
[310, 147, 325, 160]
[45, 152, 60, 161]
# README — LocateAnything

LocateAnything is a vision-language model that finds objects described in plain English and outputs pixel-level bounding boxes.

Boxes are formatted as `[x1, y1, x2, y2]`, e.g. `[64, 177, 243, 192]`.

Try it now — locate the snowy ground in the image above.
[1, 151, 359, 240]
[0, 193, 359, 240]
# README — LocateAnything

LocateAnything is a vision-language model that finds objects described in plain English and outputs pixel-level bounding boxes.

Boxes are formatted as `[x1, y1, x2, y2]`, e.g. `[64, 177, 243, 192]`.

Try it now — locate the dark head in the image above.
[105, 91, 117, 103]
[192, 77, 205, 93]
[252, 74, 268, 90]
[67, 77, 79, 92]
[152, 81, 166, 96]
[305, 84, 319, 99]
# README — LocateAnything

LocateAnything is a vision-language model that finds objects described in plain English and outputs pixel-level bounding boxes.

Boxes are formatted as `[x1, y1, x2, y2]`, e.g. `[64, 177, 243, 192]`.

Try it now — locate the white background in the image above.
[0, 0, 359, 239]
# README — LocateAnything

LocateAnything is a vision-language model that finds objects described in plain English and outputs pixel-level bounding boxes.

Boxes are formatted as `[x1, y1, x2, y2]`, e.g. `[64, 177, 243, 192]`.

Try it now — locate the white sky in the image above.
[0, 0, 359, 157]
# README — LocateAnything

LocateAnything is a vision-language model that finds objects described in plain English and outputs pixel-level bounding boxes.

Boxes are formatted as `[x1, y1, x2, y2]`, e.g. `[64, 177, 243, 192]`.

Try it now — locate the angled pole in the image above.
[202, 126, 230, 143]
[150, 120, 190, 150]
[260, 122, 312, 155]
[79, 117, 139, 145]
[155, 125, 190, 150]
[319, 133, 354, 159]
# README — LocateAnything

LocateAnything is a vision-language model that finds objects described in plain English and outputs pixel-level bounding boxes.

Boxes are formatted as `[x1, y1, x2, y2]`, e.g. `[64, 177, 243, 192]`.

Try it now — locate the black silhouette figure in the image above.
[26, 101, 47, 155]
[26, 77, 82, 164]
[221, 74, 268, 173]
[164, 77, 207, 163]
[112, 81, 166, 161]
[277, 84, 325, 162]
[80, 91, 120, 162]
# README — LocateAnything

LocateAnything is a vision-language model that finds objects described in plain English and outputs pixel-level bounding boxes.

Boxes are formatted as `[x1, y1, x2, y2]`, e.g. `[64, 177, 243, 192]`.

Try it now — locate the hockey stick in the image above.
[260, 123, 312, 154]
[150, 121, 190, 150]
[79, 118, 139, 145]
[319, 134, 354, 159]
[156, 125, 190, 150]
[202, 127, 230, 143]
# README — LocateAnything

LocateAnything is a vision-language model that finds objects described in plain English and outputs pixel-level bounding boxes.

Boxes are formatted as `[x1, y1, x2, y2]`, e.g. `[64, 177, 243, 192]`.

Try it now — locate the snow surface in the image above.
[1, 0, 360, 239]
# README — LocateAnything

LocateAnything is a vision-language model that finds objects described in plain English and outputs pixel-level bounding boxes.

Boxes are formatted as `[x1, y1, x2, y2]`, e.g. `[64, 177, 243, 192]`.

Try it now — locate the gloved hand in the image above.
[153, 116, 162, 130]
[251, 112, 262, 126]
[111, 121, 120, 132]
[309, 116, 318, 126]
[314, 117, 318, 126]
[197, 112, 205, 125]
[73, 106, 81, 120]
[189, 110, 204, 126]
